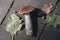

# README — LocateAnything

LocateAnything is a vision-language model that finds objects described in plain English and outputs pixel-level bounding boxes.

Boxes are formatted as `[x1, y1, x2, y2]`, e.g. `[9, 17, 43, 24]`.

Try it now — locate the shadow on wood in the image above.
[30, 8, 46, 37]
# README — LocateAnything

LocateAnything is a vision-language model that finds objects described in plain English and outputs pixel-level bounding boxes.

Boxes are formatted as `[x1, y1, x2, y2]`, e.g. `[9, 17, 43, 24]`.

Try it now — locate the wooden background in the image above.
[0, 0, 60, 40]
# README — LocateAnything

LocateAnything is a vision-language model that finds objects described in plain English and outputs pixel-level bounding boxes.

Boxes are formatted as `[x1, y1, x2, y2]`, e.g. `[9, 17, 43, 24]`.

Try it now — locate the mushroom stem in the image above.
[24, 13, 33, 36]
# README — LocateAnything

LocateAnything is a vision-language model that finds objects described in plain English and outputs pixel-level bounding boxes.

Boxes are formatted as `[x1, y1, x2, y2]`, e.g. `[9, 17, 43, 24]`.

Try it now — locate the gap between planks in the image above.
[1, 0, 15, 25]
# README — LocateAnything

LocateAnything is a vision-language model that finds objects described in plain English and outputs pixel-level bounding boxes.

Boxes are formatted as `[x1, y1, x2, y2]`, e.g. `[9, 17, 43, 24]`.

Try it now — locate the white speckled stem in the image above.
[25, 13, 33, 36]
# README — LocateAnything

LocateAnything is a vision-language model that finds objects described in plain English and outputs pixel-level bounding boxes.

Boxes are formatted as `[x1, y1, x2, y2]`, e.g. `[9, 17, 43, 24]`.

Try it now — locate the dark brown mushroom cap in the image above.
[18, 6, 34, 15]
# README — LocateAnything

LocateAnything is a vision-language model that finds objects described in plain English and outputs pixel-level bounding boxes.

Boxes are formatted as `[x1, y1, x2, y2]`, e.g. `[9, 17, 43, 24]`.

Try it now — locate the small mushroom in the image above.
[18, 6, 34, 36]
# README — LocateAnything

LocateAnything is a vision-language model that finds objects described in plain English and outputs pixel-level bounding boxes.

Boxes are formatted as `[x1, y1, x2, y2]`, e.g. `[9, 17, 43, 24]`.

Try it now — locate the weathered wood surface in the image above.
[0, 0, 13, 24]
[0, 0, 59, 40]
[40, 28, 60, 40]
[0, 26, 11, 40]
[55, 1, 60, 15]
[40, 1, 60, 40]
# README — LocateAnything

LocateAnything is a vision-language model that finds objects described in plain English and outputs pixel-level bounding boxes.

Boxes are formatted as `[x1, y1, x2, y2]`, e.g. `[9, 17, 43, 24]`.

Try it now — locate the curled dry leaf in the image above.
[41, 2, 53, 14]
[40, 2, 53, 19]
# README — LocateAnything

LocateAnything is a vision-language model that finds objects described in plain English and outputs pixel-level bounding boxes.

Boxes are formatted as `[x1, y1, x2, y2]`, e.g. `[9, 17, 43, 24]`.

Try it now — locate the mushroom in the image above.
[18, 6, 34, 36]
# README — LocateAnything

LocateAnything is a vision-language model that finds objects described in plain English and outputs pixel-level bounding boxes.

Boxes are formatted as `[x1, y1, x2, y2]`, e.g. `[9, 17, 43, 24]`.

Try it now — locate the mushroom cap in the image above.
[18, 6, 34, 15]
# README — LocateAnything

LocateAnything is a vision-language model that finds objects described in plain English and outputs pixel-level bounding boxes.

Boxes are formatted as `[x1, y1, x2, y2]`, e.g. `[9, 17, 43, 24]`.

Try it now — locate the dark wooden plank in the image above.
[0, 0, 13, 24]
[1, 0, 58, 40]
[40, 27, 60, 40]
